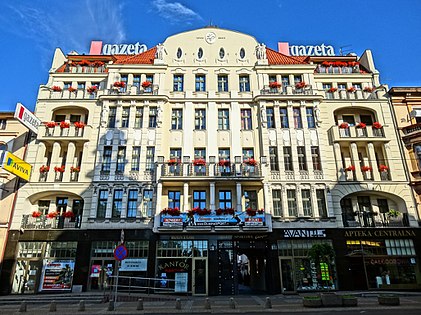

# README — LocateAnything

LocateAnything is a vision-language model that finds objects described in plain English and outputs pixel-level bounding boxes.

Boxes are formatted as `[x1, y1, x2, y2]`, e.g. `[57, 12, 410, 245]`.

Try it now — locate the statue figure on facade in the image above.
[156, 43, 167, 60]
[260, 107, 267, 127]
[157, 106, 163, 126]
[314, 105, 321, 126]
[256, 43, 267, 60]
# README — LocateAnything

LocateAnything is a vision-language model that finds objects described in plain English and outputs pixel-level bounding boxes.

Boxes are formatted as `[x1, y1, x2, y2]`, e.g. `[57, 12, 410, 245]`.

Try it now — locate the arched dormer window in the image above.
[198, 48, 204, 59]
[219, 48, 225, 59]
[176, 48, 182, 59]
[239, 48, 246, 59]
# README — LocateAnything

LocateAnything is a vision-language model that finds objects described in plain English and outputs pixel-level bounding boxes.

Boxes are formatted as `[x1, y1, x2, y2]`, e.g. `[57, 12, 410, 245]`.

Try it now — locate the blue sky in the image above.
[0, 0, 420, 112]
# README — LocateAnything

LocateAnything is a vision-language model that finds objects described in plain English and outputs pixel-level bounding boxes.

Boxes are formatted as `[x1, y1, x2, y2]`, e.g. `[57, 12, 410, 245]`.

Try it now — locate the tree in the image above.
[308, 243, 335, 289]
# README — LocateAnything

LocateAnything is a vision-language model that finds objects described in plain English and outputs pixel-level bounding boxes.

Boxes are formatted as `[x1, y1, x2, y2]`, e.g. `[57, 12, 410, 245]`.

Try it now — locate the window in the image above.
[143, 189, 153, 217]
[195, 109, 206, 130]
[112, 189, 123, 218]
[281, 76, 289, 87]
[280, 108, 289, 128]
[219, 190, 232, 209]
[77, 82, 85, 90]
[135, 107, 143, 128]
[269, 147, 279, 171]
[63, 82, 71, 89]
[219, 148, 231, 173]
[311, 146, 322, 171]
[322, 83, 332, 90]
[342, 115, 355, 126]
[266, 107, 275, 128]
[269, 75, 277, 84]
[116, 146, 126, 173]
[145, 75, 153, 92]
[170, 148, 182, 160]
[239, 48, 245, 59]
[297, 146, 307, 171]
[239, 75, 250, 92]
[360, 115, 373, 125]
[352, 83, 362, 90]
[133, 75, 141, 89]
[145, 147, 155, 171]
[102, 146, 112, 172]
[306, 107, 315, 128]
[70, 115, 81, 123]
[173, 74, 184, 92]
[55, 114, 66, 122]
[241, 109, 252, 130]
[176, 48, 182, 59]
[194, 148, 206, 159]
[377, 199, 389, 214]
[272, 190, 282, 217]
[97, 190, 108, 218]
[293, 108, 302, 128]
[293, 75, 302, 85]
[287, 189, 297, 216]
[149, 107, 157, 128]
[219, 48, 225, 59]
[38, 200, 50, 215]
[338, 83, 346, 90]
[302, 189, 312, 216]
[121, 107, 130, 128]
[283, 146, 293, 171]
[243, 148, 254, 160]
[195, 75, 206, 92]
[121, 75, 128, 92]
[197, 48, 204, 59]
[171, 109, 183, 130]
[127, 189, 138, 218]
[218, 109, 229, 130]
[193, 191, 206, 209]
[108, 107, 116, 128]
[194, 148, 206, 175]
[317, 189, 328, 218]
[218, 75, 229, 92]
[0, 119, 6, 130]
[245, 190, 257, 210]
[168, 191, 181, 209]
[131, 146, 141, 171]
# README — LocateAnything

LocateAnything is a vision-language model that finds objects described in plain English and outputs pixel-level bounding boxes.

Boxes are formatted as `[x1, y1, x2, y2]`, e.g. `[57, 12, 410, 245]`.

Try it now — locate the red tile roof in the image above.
[114, 47, 157, 64]
[266, 48, 309, 65]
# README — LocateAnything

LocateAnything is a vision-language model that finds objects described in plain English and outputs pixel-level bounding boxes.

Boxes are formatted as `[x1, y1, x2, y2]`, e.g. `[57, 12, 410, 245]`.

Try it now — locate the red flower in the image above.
[54, 166, 65, 173]
[68, 87, 77, 92]
[32, 211, 42, 218]
[356, 122, 366, 129]
[361, 165, 372, 172]
[87, 86, 98, 94]
[372, 122, 382, 129]
[295, 81, 307, 89]
[113, 81, 126, 88]
[257, 209, 265, 214]
[219, 159, 230, 166]
[244, 158, 257, 166]
[142, 81, 152, 88]
[73, 121, 86, 129]
[246, 208, 257, 216]
[161, 207, 180, 216]
[45, 122, 58, 128]
[339, 122, 349, 129]
[345, 165, 355, 172]
[64, 211, 75, 218]
[70, 166, 80, 173]
[167, 159, 178, 165]
[347, 87, 356, 93]
[364, 86, 375, 93]
[327, 87, 337, 93]
[269, 82, 281, 88]
[379, 164, 389, 172]
[193, 159, 206, 166]
[92, 61, 104, 67]
[46, 211, 58, 219]
[51, 86, 62, 92]
[39, 165, 50, 173]
[60, 121, 70, 128]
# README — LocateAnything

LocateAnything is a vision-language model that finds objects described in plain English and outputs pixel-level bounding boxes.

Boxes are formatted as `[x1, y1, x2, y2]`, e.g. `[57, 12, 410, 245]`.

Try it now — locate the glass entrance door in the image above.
[280, 258, 295, 293]
[12, 260, 41, 294]
[192, 258, 207, 295]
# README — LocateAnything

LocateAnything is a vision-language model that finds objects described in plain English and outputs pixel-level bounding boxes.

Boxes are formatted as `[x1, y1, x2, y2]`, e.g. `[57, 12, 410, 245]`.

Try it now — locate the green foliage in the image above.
[308, 243, 335, 265]
[387, 209, 401, 218]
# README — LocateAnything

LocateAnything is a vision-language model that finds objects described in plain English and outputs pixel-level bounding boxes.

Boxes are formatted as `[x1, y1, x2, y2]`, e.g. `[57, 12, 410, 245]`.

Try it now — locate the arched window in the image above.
[176, 48, 182, 59]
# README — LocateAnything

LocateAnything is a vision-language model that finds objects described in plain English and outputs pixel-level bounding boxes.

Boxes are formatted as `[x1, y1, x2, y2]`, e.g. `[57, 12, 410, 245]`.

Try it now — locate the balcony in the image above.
[21, 214, 82, 229]
[37, 125, 92, 142]
[45, 89, 101, 100]
[342, 212, 410, 228]
[98, 169, 155, 182]
[260, 85, 315, 96]
[329, 125, 386, 142]
[105, 84, 159, 96]
[324, 90, 378, 100]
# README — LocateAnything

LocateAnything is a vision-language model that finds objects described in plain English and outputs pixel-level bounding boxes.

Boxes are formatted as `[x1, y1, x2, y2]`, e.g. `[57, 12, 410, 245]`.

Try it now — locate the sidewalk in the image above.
[0, 291, 421, 314]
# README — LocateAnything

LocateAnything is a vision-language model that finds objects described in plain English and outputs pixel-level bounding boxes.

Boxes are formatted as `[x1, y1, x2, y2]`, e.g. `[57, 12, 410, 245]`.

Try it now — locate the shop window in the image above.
[46, 242, 77, 258]
[18, 242, 44, 258]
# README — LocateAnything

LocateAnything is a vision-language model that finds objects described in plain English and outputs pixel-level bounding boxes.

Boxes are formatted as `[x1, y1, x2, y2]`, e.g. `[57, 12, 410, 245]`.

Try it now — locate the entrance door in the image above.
[192, 258, 207, 295]
[12, 260, 41, 294]
[89, 260, 115, 290]
[280, 258, 295, 293]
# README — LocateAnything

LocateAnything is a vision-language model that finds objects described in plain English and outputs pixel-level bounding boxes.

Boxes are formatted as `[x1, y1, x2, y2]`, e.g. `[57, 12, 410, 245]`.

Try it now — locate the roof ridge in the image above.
[265, 47, 308, 64]
[115, 47, 157, 64]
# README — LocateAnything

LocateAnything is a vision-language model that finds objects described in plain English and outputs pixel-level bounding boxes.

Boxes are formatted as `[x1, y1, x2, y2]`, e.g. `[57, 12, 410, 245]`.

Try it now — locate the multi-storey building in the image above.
[1, 27, 420, 296]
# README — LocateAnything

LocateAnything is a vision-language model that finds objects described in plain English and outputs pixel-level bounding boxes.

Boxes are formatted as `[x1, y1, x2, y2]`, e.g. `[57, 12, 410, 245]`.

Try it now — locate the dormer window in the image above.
[176, 48, 182, 59]
[239, 48, 246, 59]
[198, 48, 204, 59]
[219, 48, 225, 59]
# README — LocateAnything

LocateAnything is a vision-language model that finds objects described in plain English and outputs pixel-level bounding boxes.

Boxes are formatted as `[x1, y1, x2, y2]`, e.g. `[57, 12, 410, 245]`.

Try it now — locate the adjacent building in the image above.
[1, 27, 420, 296]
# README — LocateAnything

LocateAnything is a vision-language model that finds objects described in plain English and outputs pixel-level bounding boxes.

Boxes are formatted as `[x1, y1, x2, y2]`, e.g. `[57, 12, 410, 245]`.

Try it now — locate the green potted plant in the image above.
[387, 209, 401, 218]
[302, 295, 322, 308]
[341, 294, 358, 306]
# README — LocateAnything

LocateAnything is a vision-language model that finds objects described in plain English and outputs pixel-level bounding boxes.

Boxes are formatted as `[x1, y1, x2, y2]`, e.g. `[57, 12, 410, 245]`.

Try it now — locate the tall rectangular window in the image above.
[168, 191, 181, 209]
[272, 189, 282, 217]
[149, 107, 157, 128]
[121, 107, 130, 128]
[242, 148, 254, 160]
[171, 109, 183, 130]
[302, 189, 312, 216]
[280, 108, 289, 128]
[245, 190, 257, 210]
[266, 107, 275, 128]
[293, 108, 302, 128]
[219, 190, 232, 209]
[297, 146, 307, 171]
[306, 107, 316, 128]
[269, 146, 279, 171]
[287, 189, 297, 217]
[143, 190, 153, 217]
[241, 109, 252, 130]
[195, 109, 206, 130]
[108, 107, 116, 128]
[218, 109, 229, 130]
[134, 107, 143, 128]
[97, 190, 108, 218]
[38, 200, 50, 215]
[193, 191, 206, 209]
[145, 147, 155, 171]
[311, 146, 322, 171]
[121, 75, 128, 92]
[239, 75, 250, 92]
[102, 146, 112, 172]
[173, 74, 184, 92]
[116, 146, 126, 173]
[133, 75, 141, 89]
[131, 146, 141, 171]
[77, 82, 85, 90]
[283, 146, 293, 171]
[56, 197, 68, 215]
[112, 189, 123, 218]
[145, 75, 153, 92]
[195, 75, 206, 92]
[218, 75, 229, 92]
[127, 189, 138, 218]
[317, 189, 328, 218]
[194, 148, 206, 159]
[281, 76, 289, 87]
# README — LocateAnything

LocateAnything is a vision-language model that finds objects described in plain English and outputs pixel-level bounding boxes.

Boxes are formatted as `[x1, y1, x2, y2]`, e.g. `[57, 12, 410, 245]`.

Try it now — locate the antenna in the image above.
[339, 45, 352, 56]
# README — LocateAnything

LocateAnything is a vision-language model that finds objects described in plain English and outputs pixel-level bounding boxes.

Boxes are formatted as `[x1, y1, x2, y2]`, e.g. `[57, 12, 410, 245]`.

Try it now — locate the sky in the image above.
[0, 0, 420, 112]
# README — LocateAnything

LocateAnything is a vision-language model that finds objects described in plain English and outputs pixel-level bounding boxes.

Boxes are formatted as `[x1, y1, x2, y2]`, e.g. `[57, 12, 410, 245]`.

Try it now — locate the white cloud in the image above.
[151, 0, 202, 23]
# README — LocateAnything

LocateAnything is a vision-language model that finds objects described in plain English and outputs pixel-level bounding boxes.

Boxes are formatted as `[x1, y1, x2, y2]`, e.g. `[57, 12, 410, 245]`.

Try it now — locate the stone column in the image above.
[296, 187, 304, 217]
[236, 182, 242, 212]
[263, 182, 271, 213]
[350, 142, 361, 180]
[89, 186, 98, 219]
[156, 183, 163, 214]
[183, 182, 189, 212]
[367, 142, 380, 181]
[333, 143, 344, 180]
[33, 142, 46, 182]
[311, 186, 320, 219]
[63, 142, 76, 182]
[281, 186, 289, 218]
[210, 182, 216, 211]
[105, 187, 113, 219]
[47, 142, 61, 182]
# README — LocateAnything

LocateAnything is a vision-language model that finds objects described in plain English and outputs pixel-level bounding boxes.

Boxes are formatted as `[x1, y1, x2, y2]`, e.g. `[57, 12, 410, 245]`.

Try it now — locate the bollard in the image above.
[229, 297, 236, 309]
[78, 300, 85, 312]
[175, 298, 181, 310]
[19, 301, 27, 312]
[204, 298, 211, 309]
[107, 300, 115, 311]
[49, 300, 57, 312]
[136, 298, 144, 311]
[265, 297, 272, 309]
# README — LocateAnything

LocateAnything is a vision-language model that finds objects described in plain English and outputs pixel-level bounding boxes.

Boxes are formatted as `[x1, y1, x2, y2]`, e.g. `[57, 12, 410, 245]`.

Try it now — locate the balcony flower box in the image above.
[339, 122, 349, 129]
[167, 159, 178, 166]
[356, 122, 366, 129]
[327, 87, 337, 93]
[373, 121, 382, 129]
[113, 81, 126, 88]
[160, 207, 180, 216]
[51, 86, 62, 92]
[67, 87, 77, 92]
[63, 211, 75, 218]
[141, 81, 152, 88]
[73, 121, 86, 129]
[257, 209, 264, 214]
[189, 207, 211, 216]
[295, 81, 307, 89]
[364, 86, 375, 93]
[269, 82, 281, 89]
[70, 166, 80, 173]
[345, 165, 355, 172]
[54, 166, 65, 173]
[39, 165, 50, 173]
[244, 158, 257, 166]
[46, 211, 58, 219]
[347, 87, 356, 93]
[246, 208, 257, 216]
[78, 59, 90, 66]
[87, 86, 98, 94]
[219, 159, 230, 167]
[32, 211, 42, 218]
[216, 208, 235, 215]
[45, 122, 58, 128]
[361, 165, 372, 172]
[59, 121, 70, 129]
[92, 61, 104, 67]
[193, 159, 206, 166]
[379, 164, 389, 172]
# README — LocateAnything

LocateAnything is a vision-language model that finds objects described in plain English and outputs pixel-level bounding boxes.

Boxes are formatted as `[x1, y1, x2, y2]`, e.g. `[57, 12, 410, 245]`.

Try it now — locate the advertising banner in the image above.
[14, 102, 42, 134]
[39, 260, 75, 291]
[2, 151, 32, 181]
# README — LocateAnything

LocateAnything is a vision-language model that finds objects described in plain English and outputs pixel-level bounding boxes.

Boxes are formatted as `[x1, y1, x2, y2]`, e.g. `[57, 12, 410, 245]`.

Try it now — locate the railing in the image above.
[402, 123, 421, 135]
[332, 125, 385, 140]
[38, 125, 92, 141]
[342, 212, 410, 228]
[260, 85, 314, 96]
[324, 90, 378, 100]
[106, 84, 159, 96]
[21, 214, 82, 229]
[160, 162, 262, 178]
[315, 65, 361, 74]
[105, 276, 176, 297]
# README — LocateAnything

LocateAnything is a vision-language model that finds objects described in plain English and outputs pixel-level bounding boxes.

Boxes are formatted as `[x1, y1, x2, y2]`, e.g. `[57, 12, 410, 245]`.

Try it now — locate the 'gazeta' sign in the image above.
[290, 44, 335, 56]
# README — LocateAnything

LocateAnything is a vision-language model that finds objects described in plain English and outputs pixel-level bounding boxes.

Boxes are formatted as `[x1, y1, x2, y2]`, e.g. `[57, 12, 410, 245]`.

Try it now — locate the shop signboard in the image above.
[119, 258, 147, 271]
[14, 102, 42, 134]
[2, 151, 32, 181]
[39, 260, 75, 291]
